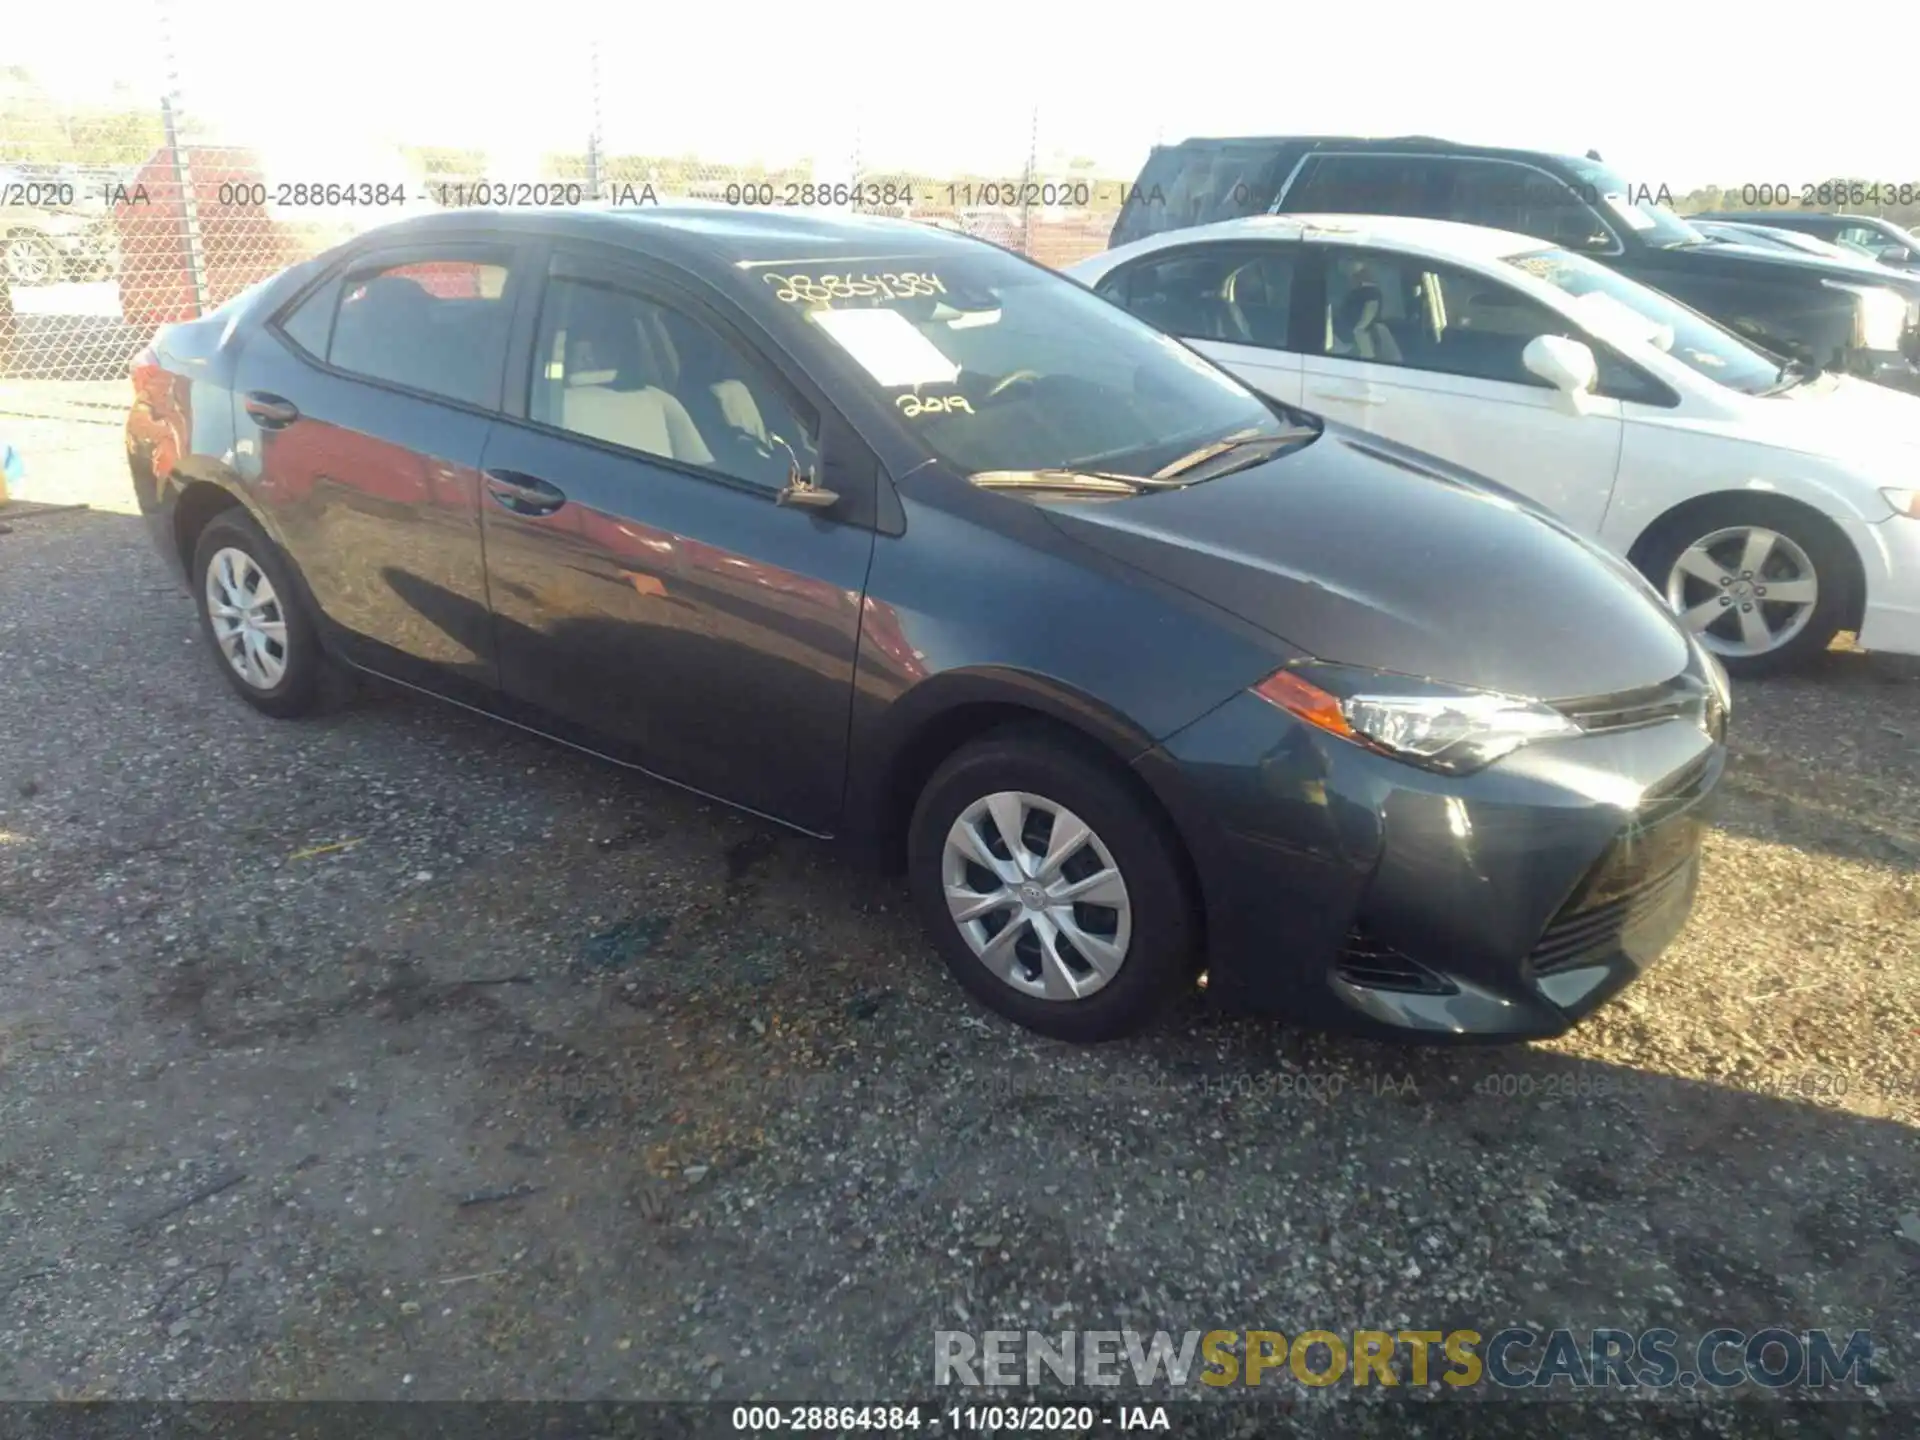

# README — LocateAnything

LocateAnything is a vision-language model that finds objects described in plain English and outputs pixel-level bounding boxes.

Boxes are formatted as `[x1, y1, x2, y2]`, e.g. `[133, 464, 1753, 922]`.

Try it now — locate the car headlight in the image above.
[1883, 487, 1920, 518]
[1688, 632, 1733, 734]
[1826, 280, 1910, 352]
[1251, 663, 1581, 775]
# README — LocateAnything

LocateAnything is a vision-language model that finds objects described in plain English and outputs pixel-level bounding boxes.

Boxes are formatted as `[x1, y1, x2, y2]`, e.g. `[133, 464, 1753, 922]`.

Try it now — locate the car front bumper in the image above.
[1136, 690, 1724, 1042]
[1847, 511, 1920, 657]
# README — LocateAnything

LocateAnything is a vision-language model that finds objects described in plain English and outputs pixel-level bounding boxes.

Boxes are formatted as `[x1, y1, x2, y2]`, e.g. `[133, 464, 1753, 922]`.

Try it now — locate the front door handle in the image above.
[243, 391, 300, 428]
[484, 469, 568, 516]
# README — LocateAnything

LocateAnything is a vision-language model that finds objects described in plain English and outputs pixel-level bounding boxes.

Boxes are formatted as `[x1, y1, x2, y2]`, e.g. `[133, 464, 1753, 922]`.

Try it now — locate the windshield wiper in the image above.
[971, 468, 1165, 495]
[1757, 355, 1820, 396]
[1151, 426, 1321, 482]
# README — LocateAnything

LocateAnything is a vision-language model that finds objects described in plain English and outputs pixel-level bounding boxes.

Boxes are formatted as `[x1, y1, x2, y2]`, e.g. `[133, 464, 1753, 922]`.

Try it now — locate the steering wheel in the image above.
[985, 369, 1044, 402]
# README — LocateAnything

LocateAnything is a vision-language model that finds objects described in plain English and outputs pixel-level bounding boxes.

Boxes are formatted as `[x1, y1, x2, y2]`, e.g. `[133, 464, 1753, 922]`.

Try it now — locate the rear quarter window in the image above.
[1112, 143, 1291, 244]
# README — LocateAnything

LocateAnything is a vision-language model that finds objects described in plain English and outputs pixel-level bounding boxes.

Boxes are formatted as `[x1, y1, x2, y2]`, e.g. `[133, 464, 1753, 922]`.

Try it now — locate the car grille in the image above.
[1554, 673, 1712, 736]
[1529, 786, 1706, 980]
[1335, 926, 1458, 995]
[1530, 856, 1698, 976]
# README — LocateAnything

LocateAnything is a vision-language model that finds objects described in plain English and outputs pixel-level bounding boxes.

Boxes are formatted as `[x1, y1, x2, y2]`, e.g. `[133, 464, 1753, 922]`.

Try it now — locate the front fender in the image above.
[1601, 453, 1893, 561]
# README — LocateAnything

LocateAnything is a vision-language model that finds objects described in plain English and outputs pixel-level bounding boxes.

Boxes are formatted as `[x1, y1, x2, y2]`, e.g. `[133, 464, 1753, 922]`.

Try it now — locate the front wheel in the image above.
[1635, 499, 1852, 677]
[907, 727, 1200, 1042]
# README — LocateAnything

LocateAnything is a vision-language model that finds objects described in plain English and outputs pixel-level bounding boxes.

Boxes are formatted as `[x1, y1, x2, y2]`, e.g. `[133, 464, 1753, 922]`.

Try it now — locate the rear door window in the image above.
[1282, 154, 1446, 219]
[1101, 247, 1297, 349]
[1115, 143, 1290, 243]
[281, 249, 518, 409]
[1442, 160, 1615, 252]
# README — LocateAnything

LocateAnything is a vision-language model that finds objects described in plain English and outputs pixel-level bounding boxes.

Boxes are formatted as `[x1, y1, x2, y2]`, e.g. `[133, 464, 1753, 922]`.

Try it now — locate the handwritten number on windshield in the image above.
[764, 272, 947, 304]
[897, 394, 974, 418]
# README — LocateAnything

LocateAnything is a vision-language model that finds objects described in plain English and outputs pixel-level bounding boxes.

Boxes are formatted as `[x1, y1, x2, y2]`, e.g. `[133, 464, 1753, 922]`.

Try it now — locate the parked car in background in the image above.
[128, 207, 1726, 1044]
[1109, 137, 1920, 396]
[1691, 220, 1882, 263]
[1694, 211, 1920, 270]
[1073, 213, 1920, 673]
[0, 163, 120, 284]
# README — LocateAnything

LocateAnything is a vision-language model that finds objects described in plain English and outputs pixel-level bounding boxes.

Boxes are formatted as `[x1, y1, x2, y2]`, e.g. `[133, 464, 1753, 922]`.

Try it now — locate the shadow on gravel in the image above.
[1708, 645, 1920, 871]
[2, 493, 1915, 1422]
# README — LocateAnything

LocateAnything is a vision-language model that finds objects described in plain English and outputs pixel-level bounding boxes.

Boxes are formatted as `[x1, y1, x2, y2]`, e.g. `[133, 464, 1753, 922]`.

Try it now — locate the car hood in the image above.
[1040, 426, 1691, 701]
[1684, 241, 1920, 300]
[1733, 371, 1920, 470]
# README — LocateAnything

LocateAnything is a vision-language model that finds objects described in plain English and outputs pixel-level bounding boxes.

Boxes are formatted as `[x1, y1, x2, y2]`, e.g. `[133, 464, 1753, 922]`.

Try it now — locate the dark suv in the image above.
[1109, 137, 1920, 394]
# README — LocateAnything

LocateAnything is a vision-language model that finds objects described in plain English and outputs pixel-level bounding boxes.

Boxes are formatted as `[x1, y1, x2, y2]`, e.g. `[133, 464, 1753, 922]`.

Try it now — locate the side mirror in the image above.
[1522, 334, 1600, 409]
[1878, 246, 1914, 268]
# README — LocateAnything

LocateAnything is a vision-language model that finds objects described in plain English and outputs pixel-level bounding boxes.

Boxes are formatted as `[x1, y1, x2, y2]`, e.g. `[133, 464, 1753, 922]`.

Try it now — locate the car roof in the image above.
[1095, 212, 1550, 265]
[331, 205, 995, 279]
[1156, 135, 1592, 167]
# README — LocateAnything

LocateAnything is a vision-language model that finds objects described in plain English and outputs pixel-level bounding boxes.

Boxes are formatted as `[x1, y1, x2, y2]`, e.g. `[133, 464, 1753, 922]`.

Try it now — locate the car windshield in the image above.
[1505, 247, 1784, 395]
[1563, 159, 1703, 249]
[735, 246, 1310, 483]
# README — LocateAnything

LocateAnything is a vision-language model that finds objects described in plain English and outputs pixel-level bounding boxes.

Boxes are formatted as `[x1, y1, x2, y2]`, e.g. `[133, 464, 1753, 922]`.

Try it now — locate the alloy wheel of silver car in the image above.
[941, 790, 1133, 1002]
[4, 234, 57, 285]
[204, 545, 290, 690]
[1663, 524, 1818, 660]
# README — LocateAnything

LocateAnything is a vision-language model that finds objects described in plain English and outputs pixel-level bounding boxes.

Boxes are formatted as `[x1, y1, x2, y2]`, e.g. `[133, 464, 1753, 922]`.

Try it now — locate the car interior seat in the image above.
[556, 303, 714, 466]
[1326, 284, 1403, 363]
[639, 303, 798, 487]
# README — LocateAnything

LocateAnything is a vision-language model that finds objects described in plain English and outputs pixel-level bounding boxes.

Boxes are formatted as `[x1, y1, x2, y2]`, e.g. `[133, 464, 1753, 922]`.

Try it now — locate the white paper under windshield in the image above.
[810, 308, 960, 387]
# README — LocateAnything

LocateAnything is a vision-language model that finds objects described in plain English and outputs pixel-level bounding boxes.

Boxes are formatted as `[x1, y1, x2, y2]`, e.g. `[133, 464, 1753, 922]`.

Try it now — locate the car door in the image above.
[476, 246, 879, 833]
[1092, 243, 1306, 404]
[1298, 246, 1625, 535]
[236, 238, 530, 700]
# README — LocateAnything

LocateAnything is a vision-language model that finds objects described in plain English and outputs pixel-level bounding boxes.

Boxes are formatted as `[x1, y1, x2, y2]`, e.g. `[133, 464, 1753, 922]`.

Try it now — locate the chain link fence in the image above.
[2, 8, 1137, 398]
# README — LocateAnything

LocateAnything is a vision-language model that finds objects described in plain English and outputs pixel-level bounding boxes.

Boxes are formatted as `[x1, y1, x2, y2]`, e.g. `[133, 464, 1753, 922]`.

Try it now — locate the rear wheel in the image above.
[191, 509, 323, 717]
[1635, 498, 1852, 677]
[908, 727, 1199, 1042]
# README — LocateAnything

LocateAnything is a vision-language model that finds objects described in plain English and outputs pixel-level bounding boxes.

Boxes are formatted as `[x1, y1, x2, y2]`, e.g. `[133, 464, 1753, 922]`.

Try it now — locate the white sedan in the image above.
[1068, 214, 1920, 674]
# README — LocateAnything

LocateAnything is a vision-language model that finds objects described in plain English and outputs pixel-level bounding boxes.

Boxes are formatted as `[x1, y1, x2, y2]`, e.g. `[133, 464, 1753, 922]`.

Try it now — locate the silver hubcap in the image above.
[941, 791, 1132, 1002]
[204, 546, 289, 690]
[1665, 525, 1818, 658]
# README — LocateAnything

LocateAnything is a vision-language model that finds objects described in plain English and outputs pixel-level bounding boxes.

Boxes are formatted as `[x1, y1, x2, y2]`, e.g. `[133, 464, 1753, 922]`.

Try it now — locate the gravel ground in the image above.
[1, 503, 1917, 1429]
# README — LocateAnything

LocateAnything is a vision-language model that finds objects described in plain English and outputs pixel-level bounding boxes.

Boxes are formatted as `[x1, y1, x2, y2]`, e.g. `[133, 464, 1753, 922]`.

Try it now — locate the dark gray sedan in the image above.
[126, 207, 1728, 1043]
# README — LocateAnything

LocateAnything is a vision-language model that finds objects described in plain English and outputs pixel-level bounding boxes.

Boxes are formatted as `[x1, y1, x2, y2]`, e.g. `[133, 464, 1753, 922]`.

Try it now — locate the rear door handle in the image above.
[243, 391, 299, 427]
[484, 469, 568, 516]
[1309, 384, 1385, 408]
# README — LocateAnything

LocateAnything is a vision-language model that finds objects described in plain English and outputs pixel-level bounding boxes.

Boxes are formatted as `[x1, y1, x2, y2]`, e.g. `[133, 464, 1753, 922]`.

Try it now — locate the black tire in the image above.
[907, 725, 1200, 1043]
[1633, 496, 1853, 678]
[190, 508, 324, 717]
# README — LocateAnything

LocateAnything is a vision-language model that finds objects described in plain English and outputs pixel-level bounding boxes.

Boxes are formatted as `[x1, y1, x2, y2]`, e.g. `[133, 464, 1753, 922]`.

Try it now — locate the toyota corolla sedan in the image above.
[1071, 214, 1920, 675]
[128, 208, 1727, 1044]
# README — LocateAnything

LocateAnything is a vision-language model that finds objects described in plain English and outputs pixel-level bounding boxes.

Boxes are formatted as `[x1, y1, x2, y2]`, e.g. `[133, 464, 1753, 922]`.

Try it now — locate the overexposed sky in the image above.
[9, 0, 1920, 190]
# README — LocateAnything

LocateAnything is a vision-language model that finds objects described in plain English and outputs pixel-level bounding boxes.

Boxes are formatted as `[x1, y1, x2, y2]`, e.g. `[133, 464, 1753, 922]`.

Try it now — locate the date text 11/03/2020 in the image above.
[729, 1405, 1173, 1432]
